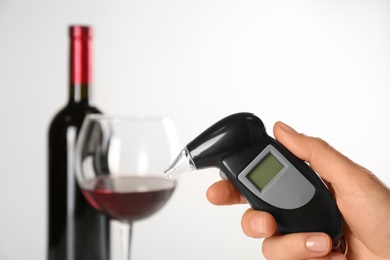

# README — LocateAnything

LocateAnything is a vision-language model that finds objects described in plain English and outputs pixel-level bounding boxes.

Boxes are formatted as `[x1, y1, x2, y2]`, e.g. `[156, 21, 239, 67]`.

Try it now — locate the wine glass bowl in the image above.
[75, 114, 179, 259]
[81, 176, 176, 222]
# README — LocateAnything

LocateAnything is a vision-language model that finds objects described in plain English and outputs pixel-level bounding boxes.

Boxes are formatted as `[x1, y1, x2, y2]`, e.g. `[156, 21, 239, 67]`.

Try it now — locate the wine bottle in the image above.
[48, 25, 109, 260]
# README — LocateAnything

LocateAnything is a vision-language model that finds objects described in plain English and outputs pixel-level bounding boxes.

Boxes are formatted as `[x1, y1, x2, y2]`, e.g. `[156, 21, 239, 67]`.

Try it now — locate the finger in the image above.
[273, 121, 379, 194]
[206, 180, 247, 205]
[274, 122, 390, 258]
[241, 208, 277, 238]
[262, 232, 333, 260]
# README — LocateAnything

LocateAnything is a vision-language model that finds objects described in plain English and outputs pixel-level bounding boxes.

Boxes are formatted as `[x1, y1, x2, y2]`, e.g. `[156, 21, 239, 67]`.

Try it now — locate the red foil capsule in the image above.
[69, 26, 92, 85]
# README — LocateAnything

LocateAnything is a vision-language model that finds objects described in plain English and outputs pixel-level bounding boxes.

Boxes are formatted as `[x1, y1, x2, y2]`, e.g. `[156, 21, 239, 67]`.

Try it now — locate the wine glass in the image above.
[75, 114, 180, 260]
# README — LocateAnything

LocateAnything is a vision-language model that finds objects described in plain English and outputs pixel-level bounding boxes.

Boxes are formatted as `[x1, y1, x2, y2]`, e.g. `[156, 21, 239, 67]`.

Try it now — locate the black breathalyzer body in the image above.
[168, 112, 343, 244]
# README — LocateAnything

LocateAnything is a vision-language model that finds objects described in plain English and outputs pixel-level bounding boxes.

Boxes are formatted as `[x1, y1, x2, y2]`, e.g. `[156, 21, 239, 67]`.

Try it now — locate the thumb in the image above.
[272, 121, 378, 194]
[273, 121, 390, 258]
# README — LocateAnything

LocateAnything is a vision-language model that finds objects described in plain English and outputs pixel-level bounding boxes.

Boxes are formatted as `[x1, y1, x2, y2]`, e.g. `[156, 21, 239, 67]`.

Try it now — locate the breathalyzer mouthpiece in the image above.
[164, 147, 196, 179]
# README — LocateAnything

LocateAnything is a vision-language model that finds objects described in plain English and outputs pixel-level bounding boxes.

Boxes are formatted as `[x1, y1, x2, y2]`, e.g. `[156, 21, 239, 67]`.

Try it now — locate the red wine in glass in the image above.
[82, 176, 176, 222]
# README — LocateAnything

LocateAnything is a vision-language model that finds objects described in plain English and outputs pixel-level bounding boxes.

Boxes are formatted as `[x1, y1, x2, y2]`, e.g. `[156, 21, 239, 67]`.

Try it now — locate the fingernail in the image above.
[331, 254, 346, 260]
[278, 121, 298, 134]
[306, 235, 330, 252]
[252, 215, 267, 235]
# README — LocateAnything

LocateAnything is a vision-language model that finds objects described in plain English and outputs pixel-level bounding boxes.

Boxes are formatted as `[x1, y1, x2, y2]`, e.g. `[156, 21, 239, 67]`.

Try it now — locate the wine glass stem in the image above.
[118, 221, 133, 260]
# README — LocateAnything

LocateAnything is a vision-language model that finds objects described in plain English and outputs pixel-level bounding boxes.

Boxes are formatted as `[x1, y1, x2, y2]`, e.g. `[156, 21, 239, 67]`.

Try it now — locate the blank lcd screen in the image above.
[248, 152, 284, 191]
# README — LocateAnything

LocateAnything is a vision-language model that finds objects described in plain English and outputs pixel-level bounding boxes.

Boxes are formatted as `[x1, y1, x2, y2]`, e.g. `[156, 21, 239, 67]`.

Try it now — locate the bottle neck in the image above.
[69, 84, 90, 104]
[68, 26, 93, 104]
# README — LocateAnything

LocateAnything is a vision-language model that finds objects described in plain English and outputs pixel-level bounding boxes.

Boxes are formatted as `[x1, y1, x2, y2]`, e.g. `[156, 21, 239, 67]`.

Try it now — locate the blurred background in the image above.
[1, 0, 389, 259]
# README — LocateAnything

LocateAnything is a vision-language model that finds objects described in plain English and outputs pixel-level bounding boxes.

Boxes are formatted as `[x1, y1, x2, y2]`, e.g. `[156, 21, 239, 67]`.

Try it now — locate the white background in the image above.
[1, 0, 390, 259]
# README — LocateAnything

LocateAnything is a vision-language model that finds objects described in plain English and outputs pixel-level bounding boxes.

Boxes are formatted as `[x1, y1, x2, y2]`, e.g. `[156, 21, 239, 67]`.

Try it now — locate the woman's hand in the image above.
[206, 121, 390, 260]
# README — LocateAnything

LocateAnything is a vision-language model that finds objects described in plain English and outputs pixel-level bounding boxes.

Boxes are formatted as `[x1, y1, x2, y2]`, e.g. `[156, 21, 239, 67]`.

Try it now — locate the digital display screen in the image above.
[247, 152, 284, 191]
